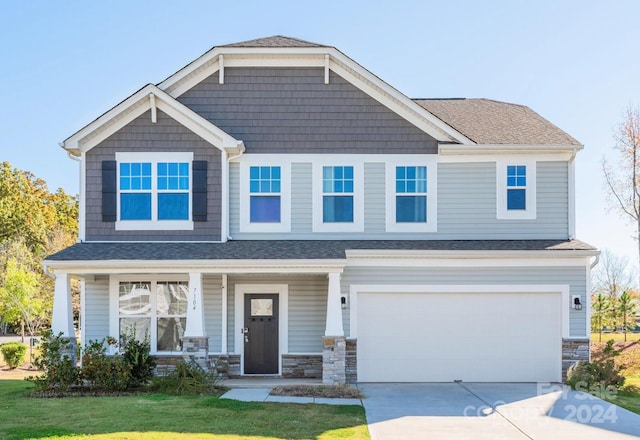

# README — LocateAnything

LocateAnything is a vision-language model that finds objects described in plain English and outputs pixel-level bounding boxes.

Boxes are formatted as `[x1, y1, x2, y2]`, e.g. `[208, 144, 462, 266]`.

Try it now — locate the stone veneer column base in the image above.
[322, 336, 346, 385]
[345, 338, 357, 384]
[59, 337, 78, 366]
[182, 337, 209, 370]
[562, 338, 590, 381]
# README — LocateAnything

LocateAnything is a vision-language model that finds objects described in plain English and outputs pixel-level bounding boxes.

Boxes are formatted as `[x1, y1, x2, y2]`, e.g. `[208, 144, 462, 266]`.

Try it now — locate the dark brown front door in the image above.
[244, 294, 279, 374]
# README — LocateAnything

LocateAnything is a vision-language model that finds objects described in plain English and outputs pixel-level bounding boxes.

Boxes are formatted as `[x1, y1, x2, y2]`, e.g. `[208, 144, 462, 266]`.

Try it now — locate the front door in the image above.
[244, 294, 279, 374]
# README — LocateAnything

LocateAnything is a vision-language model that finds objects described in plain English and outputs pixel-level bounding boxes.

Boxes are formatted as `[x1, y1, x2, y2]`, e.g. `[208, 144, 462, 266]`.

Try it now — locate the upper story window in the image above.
[385, 160, 437, 232]
[250, 166, 281, 223]
[239, 160, 290, 233]
[322, 166, 354, 223]
[496, 160, 536, 220]
[114, 152, 194, 230]
[312, 161, 363, 232]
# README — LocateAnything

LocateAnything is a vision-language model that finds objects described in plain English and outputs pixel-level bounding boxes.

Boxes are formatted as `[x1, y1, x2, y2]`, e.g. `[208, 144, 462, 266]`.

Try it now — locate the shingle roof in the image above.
[414, 98, 581, 146]
[220, 35, 326, 48]
[46, 239, 596, 262]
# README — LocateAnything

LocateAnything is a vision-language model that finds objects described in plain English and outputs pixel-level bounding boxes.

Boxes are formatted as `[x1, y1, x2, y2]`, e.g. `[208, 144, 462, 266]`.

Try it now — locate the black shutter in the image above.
[102, 160, 117, 222]
[192, 160, 208, 222]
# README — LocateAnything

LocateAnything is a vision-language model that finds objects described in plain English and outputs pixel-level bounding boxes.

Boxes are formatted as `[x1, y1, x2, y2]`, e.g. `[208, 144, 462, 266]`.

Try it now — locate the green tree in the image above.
[617, 291, 637, 341]
[591, 293, 611, 342]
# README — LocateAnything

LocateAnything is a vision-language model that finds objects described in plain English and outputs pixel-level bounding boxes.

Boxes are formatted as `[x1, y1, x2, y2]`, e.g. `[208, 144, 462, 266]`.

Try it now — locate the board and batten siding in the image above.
[203, 275, 223, 353]
[229, 161, 569, 239]
[341, 265, 587, 338]
[226, 275, 327, 354]
[177, 68, 438, 155]
[84, 109, 222, 241]
[83, 276, 110, 344]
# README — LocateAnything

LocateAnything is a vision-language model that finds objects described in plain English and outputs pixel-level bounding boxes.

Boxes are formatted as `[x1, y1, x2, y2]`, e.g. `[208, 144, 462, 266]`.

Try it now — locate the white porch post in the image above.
[323, 271, 346, 385]
[325, 272, 344, 336]
[221, 274, 228, 353]
[184, 272, 205, 337]
[183, 272, 209, 370]
[51, 272, 74, 337]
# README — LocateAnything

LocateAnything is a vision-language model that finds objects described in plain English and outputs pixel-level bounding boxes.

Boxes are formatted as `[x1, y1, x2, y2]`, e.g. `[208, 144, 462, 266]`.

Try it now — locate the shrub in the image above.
[151, 359, 221, 395]
[567, 340, 626, 391]
[120, 328, 156, 388]
[1, 342, 27, 368]
[79, 337, 130, 392]
[26, 331, 78, 391]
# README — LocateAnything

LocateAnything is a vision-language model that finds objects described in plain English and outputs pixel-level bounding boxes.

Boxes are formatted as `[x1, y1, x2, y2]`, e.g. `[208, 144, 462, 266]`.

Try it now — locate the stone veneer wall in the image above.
[562, 338, 590, 380]
[282, 354, 322, 378]
[345, 338, 357, 384]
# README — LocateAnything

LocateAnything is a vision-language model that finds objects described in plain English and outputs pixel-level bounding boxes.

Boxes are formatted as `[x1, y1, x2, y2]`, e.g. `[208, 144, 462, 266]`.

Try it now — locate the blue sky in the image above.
[1, 1, 639, 270]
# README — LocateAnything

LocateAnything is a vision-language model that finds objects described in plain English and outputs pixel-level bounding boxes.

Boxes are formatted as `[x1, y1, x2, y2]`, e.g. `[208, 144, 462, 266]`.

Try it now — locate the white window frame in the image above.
[239, 159, 291, 233]
[312, 160, 364, 233]
[385, 160, 437, 232]
[115, 152, 194, 230]
[109, 275, 190, 355]
[496, 159, 537, 220]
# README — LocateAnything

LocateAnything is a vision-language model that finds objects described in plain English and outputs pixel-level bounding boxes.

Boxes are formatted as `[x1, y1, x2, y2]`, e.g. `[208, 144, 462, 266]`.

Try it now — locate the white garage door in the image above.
[357, 291, 562, 382]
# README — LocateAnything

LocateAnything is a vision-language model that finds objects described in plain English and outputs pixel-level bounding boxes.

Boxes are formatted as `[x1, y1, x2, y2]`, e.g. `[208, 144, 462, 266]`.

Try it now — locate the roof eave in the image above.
[439, 143, 584, 155]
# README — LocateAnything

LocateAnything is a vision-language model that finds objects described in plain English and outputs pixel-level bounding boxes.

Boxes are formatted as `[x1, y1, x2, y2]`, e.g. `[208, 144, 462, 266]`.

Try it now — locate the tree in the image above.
[603, 105, 640, 284]
[592, 249, 633, 299]
[591, 293, 611, 342]
[617, 291, 637, 341]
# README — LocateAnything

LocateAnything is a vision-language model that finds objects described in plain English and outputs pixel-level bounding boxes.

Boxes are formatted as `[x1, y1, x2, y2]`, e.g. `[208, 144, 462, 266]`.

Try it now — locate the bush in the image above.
[120, 328, 156, 388]
[567, 340, 626, 391]
[151, 359, 221, 395]
[1, 342, 27, 368]
[80, 337, 130, 392]
[27, 331, 78, 391]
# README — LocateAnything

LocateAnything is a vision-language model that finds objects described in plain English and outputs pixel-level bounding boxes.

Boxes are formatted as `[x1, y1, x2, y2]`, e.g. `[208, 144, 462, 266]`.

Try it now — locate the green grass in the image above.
[591, 332, 640, 342]
[610, 375, 640, 415]
[0, 380, 369, 440]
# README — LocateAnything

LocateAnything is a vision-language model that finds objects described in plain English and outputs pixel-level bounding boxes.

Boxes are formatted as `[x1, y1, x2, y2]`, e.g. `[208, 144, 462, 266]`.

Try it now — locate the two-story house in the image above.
[45, 36, 597, 384]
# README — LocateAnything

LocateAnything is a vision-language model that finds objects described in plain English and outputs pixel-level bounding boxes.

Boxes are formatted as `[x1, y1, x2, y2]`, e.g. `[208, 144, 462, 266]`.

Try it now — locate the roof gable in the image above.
[62, 84, 244, 155]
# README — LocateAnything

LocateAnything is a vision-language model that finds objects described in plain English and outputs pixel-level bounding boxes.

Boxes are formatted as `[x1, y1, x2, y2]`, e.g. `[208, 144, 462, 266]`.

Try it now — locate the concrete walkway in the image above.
[220, 387, 362, 405]
[360, 383, 640, 440]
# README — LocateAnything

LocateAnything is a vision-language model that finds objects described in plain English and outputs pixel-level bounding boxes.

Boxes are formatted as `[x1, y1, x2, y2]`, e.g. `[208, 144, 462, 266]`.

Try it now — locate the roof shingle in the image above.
[220, 35, 325, 48]
[414, 98, 581, 146]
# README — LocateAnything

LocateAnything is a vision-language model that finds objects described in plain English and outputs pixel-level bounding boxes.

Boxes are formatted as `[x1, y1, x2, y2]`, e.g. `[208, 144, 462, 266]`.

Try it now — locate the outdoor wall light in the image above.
[341, 295, 347, 309]
[573, 296, 582, 310]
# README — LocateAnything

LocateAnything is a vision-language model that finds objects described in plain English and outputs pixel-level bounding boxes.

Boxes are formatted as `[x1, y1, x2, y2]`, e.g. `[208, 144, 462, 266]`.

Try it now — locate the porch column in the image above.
[323, 271, 346, 384]
[183, 272, 209, 369]
[51, 272, 77, 364]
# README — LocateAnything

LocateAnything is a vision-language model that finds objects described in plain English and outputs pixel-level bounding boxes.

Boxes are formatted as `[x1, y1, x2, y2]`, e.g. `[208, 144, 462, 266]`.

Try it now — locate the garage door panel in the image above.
[357, 291, 561, 382]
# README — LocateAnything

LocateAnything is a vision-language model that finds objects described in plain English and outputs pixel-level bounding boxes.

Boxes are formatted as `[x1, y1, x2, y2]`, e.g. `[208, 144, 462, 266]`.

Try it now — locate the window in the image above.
[496, 160, 536, 219]
[395, 166, 427, 222]
[250, 166, 281, 223]
[385, 161, 437, 232]
[323, 166, 354, 222]
[506, 165, 526, 210]
[115, 152, 194, 230]
[312, 162, 363, 232]
[239, 160, 291, 233]
[117, 280, 188, 353]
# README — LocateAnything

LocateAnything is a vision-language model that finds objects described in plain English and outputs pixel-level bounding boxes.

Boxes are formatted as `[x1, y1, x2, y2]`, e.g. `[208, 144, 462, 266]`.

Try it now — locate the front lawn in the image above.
[0, 380, 369, 440]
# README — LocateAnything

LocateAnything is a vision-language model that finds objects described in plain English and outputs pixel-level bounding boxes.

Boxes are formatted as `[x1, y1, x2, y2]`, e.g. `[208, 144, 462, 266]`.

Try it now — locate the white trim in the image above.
[62, 85, 244, 155]
[349, 284, 570, 339]
[158, 48, 471, 144]
[496, 160, 537, 220]
[438, 152, 572, 163]
[238, 159, 291, 233]
[109, 274, 190, 355]
[149, 93, 157, 123]
[345, 252, 595, 266]
[221, 151, 229, 242]
[114, 152, 194, 231]
[568, 156, 576, 239]
[218, 54, 224, 85]
[221, 274, 228, 354]
[439, 144, 583, 155]
[584, 265, 593, 341]
[78, 152, 86, 241]
[80, 277, 86, 348]
[234, 284, 288, 375]
[312, 160, 364, 233]
[385, 160, 438, 233]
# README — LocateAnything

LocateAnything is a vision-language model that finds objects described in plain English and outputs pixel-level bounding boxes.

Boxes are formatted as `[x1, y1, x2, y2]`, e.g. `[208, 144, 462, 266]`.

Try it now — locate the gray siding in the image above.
[227, 274, 327, 354]
[341, 265, 587, 337]
[84, 276, 110, 343]
[203, 275, 223, 352]
[229, 160, 569, 239]
[84, 110, 222, 241]
[178, 67, 438, 154]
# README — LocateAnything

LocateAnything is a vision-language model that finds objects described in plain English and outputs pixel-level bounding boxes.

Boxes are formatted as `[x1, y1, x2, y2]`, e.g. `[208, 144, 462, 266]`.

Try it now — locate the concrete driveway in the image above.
[359, 383, 640, 439]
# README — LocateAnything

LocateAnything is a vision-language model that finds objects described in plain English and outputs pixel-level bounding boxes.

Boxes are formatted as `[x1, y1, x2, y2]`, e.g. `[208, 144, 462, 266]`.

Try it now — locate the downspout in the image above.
[225, 145, 245, 241]
[568, 148, 577, 239]
[64, 145, 85, 242]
